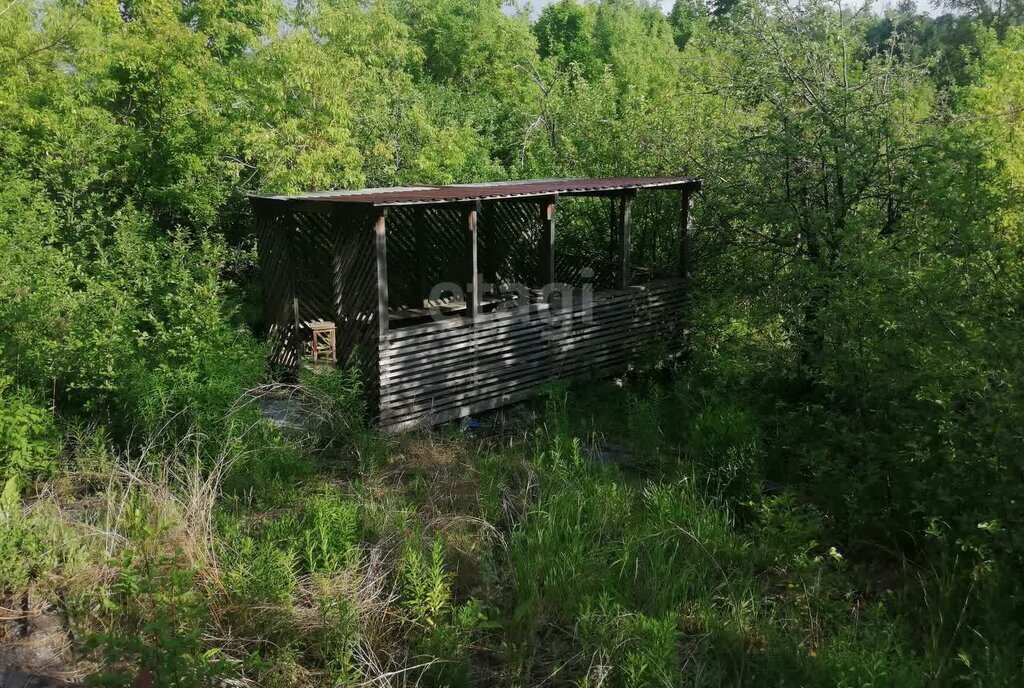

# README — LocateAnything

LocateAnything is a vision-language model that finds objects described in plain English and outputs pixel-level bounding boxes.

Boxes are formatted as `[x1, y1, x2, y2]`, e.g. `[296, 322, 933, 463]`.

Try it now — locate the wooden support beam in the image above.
[680, 190, 694, 288]
[374, 209, 389, 338]
[466, 202, 481, 320]
[293, 296, 301, 362]
[617, 192, 634, 289]
[539, 196, 557, 287]
[289, 208, 302, 365]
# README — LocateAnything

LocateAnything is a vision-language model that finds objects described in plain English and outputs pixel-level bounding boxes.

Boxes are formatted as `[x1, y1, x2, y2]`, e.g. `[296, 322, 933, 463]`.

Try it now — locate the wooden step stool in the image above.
[308, 320, 337, 363]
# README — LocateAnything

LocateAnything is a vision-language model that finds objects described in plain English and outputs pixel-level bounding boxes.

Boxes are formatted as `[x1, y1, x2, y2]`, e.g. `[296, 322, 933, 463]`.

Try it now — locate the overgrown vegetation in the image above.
[2, 0, 1022, 685]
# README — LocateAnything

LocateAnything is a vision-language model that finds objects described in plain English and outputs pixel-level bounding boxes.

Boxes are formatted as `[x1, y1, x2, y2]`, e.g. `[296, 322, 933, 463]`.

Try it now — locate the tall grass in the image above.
[5, 369, 1015, 686]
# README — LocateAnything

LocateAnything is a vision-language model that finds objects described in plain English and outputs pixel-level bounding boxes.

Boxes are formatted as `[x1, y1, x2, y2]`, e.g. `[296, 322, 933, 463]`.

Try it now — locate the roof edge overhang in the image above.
[248, 176, 701, 212]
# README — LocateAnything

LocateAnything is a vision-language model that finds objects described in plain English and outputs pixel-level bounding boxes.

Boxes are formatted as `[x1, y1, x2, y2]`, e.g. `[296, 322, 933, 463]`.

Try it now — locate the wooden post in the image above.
[617, 192, 634, 289]
[539, 196, 557, 287]
[293, 296, 301, 363]
[374, 209, 389, 338]
[680, 190, 693, 288]
[465, 202, 480, 319]
[289, 208, 302, 367]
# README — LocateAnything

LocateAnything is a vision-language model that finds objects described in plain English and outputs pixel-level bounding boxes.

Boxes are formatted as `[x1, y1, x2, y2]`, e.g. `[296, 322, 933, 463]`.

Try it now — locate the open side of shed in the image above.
[250, 176, 702, 432]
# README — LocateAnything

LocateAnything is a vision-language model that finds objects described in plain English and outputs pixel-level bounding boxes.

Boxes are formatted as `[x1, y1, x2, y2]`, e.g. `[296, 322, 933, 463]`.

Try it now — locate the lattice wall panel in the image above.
[385, 205, 470, 310]
[255, 206, 380, 387]
[255, 207, 299, 368]
[479, 200, 542, 291]
[293, 211, 337, 328]
[332, 208, 380, 406]
[383, 200, 547, 310]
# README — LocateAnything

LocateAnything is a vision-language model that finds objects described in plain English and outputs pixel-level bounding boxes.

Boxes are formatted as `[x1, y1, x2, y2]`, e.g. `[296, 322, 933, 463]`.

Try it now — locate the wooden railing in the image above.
[377, 278, 687, 431]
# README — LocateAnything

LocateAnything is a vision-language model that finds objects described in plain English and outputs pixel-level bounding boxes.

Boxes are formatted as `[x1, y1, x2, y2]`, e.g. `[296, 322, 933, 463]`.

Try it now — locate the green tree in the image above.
[395, 0, 540, 170]
[936, 0, 1024, 35]
[668, 0, 709, 49]
[535, 0, 602, 78]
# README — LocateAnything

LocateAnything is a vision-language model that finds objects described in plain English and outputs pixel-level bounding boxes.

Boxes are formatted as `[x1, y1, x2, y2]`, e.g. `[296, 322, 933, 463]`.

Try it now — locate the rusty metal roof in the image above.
[252, 176, 701, 208]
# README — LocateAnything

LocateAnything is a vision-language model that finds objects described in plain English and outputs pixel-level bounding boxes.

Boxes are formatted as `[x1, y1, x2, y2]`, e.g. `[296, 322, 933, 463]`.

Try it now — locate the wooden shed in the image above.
[250, 176, 701, 432]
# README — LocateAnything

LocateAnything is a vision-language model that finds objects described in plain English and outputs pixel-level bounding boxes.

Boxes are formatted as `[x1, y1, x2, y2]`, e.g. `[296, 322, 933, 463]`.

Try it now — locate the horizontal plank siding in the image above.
[377, 279, 686, 431]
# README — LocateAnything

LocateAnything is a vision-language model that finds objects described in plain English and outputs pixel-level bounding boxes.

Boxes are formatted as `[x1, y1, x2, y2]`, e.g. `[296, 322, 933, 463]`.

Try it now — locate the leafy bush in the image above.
[0, 374, 58, 482]
[0, 491, 62, 592]
[401, 535, 454, 627]
[301, 363, 365, 424]
[0, 172, 264, 447]
[85, 553, 234, 687]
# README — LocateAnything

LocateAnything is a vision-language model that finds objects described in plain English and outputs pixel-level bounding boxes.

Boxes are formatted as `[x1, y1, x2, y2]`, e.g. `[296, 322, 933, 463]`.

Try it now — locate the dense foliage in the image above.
[1, 0, 1022, 685]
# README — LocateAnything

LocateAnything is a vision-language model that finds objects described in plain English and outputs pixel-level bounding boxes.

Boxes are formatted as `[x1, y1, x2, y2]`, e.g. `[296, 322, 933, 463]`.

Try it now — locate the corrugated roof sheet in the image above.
[251, 176, 701, 207]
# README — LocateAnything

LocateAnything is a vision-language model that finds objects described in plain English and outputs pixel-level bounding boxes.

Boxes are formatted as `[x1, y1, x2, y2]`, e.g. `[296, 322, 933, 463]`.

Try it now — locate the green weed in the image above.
[687, 403, 764, 502]
[300, 492, 359, 574]
[84, 552, 234, 688]
[222, 533, 297, 604]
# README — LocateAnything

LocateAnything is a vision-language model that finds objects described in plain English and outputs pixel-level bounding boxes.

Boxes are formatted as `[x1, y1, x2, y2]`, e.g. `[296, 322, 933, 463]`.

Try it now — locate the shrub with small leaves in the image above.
[0, 374, 58, 482]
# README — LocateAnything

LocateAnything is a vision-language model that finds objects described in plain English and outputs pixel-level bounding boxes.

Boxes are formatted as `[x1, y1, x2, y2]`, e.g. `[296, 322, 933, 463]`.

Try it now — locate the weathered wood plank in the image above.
[378, 302, 683, 383]
[539, 197, 556, 287]
[380, 296, 683, 367]
[376, 309, 679, 427]
[381, 386, 537, 433]
[617, 191, 634, 289]
[380, 303, 673, 387]
[380, 280, 684, 349]
[465, 203, 480, 320]
[374, 210, 389, 338]
[376, 280, 688, 426]
[378, 293, 684, 364]
[380, 277, 685, 343]
[379, 347, 637, 421]
[380, 329, 641, 405]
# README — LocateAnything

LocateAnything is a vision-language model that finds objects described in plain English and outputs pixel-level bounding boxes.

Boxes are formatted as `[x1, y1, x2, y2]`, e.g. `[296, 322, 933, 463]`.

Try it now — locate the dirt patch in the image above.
[0, 591, 81, 686]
